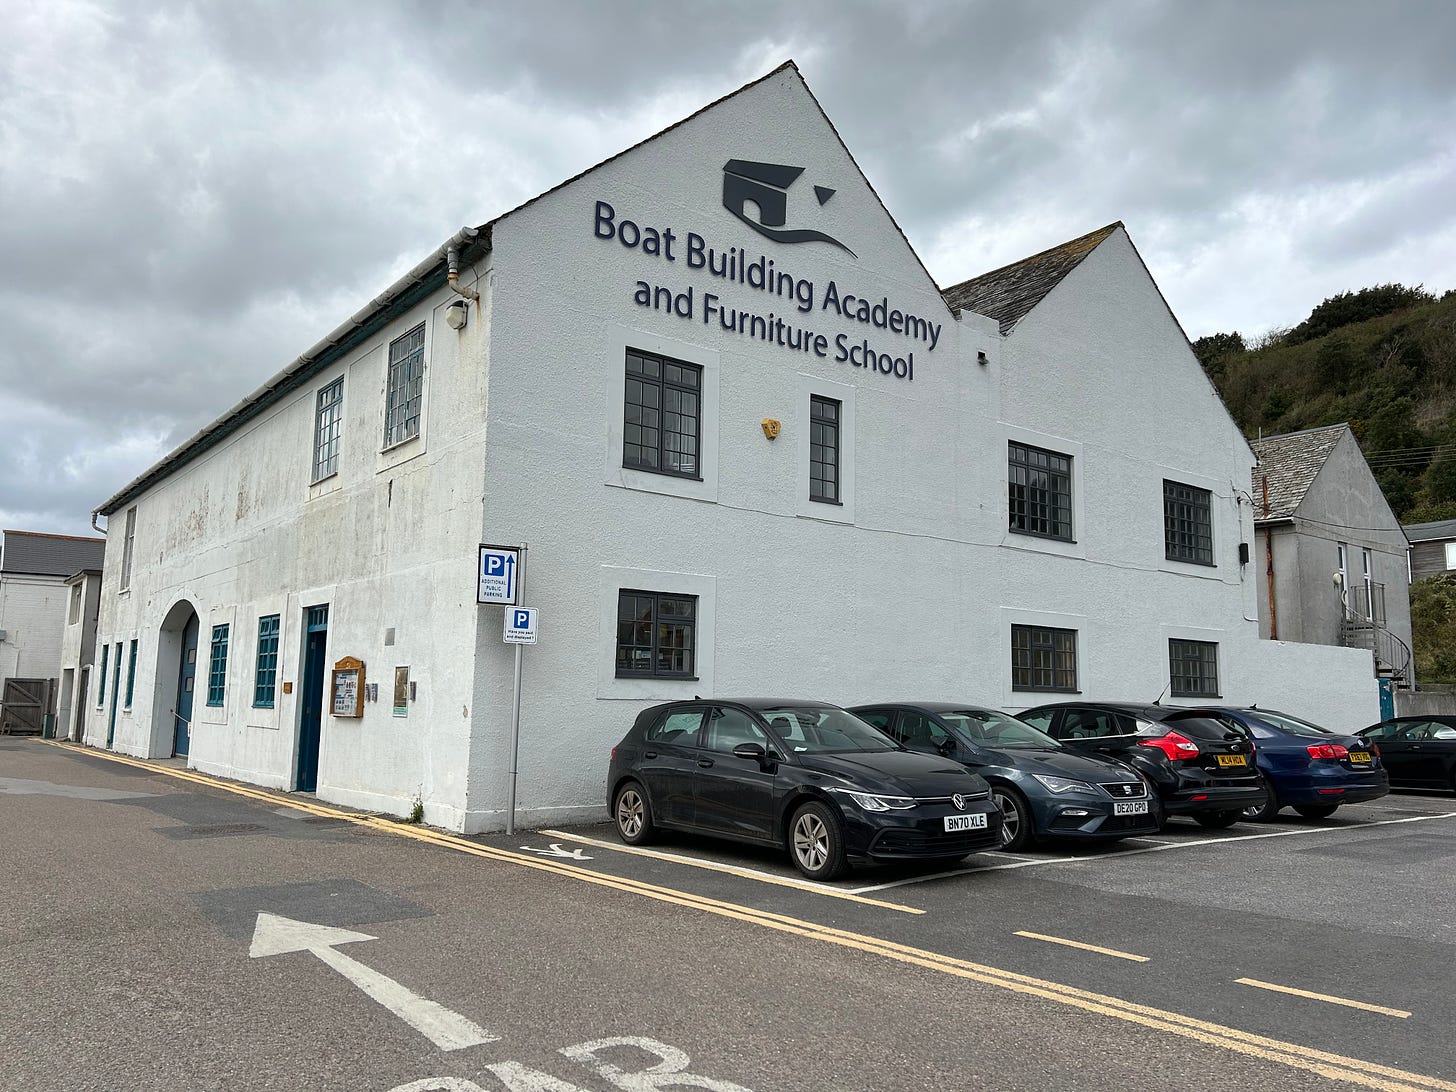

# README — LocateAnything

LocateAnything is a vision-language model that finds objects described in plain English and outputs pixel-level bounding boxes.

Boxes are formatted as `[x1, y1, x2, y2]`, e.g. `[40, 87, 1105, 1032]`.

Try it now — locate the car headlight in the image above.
[829, 789, 917, 811]
[1032, 774, 1095, 795]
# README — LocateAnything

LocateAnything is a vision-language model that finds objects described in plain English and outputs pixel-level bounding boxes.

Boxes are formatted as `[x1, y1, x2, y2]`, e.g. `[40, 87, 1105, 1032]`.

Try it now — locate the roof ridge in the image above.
[2, 529, 106, 542]
[943, 222, 1123, 293]
[1251, 422, 1350, 444]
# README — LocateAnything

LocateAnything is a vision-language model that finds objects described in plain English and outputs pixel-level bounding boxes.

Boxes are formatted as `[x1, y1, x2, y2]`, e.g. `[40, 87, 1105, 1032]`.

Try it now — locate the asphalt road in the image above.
[2, 736, 1453, 1092]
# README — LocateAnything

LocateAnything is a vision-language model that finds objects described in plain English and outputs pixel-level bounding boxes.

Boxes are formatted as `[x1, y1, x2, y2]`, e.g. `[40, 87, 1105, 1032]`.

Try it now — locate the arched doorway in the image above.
[154, 600, 200, 758]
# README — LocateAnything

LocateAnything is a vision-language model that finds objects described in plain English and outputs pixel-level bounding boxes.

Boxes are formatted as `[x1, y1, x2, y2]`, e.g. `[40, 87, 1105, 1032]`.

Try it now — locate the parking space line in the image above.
[1235, 978, 1412, 1019]
[1013, 930, 1150, 962]
[536, 829, 925, 914]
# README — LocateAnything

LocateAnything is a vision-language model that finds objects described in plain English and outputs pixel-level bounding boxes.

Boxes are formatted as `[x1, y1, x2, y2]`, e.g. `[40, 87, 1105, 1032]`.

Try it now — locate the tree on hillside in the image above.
[1286, 284, 1436, 345]
[1411, 574, 1456, 683]
[1191, 331, 1246, 376]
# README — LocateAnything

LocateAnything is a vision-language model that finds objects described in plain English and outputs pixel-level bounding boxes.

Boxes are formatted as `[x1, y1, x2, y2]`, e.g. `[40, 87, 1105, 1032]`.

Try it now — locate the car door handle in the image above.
[643, 751, 658, 759]
[698, 758, 715, 768]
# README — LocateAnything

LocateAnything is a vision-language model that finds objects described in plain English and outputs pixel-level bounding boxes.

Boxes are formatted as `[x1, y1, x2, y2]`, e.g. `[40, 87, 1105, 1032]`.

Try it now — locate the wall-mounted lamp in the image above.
[761, 418, 781, 441]
[445, 299, 470, 331]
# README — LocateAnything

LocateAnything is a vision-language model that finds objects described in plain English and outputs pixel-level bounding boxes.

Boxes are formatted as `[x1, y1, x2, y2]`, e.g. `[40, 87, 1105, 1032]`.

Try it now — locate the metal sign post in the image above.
[505, 544, 527, 835]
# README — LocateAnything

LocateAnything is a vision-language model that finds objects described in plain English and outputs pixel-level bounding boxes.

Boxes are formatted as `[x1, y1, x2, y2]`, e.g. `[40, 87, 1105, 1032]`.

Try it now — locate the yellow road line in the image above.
[35, 740, 1447, 1092]
[1013, 930, 1150, 963]
[537, 828, 924, 914]
[1236, 978, 1413, 1019]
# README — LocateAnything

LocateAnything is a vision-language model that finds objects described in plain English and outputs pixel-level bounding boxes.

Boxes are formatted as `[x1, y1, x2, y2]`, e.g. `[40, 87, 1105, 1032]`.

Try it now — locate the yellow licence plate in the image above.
[1216, 754, 1247, 767]
[1349, 751, 1371, 764]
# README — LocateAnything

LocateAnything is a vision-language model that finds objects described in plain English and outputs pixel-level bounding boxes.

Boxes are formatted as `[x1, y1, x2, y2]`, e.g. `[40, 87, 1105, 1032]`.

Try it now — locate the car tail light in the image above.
[1307, 743, 1350, 760]
[1371, 743, 1381, 757]
[1138, 731, 1200, 761]
[611, 745, 618, 761]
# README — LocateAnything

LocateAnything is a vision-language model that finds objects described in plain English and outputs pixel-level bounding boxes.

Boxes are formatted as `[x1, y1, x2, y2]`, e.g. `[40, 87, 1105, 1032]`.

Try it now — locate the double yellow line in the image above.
[41, 741, 1451, 1092]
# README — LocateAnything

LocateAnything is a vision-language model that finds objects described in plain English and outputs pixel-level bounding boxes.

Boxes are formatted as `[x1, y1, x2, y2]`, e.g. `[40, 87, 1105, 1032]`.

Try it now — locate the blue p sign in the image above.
[513, 610, 530, 629]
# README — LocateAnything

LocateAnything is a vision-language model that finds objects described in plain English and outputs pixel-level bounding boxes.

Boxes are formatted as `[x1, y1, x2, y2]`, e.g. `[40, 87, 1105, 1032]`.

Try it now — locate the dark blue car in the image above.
[1159, 707, 1389, 820]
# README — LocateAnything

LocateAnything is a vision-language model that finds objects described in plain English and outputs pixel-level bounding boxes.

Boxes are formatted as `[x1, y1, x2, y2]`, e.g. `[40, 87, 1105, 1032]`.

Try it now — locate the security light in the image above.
[445, 299, 469, 331]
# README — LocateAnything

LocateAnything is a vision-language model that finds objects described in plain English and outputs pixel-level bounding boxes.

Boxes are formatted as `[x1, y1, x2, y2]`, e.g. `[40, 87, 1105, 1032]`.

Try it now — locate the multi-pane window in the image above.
[69, 584, 82, 624]
[616, 590, 697, 678]
[312, 378, 344, 481]
[810, 395, 841, 504]
[253, 615, 280, 707]
[207, 624, 229, 707]
[120, 506, 137, 590]
[125, 640, 137, 708]
[623, 350, 701, 478]
[384, 323, 426, 447]
[1011, 624, 1078, 692]
[1008, 442, 1073, 540]
[1163, 480, 1214, 565]
[1169, 639, 1220, 697]
[97, 644, 108, 706]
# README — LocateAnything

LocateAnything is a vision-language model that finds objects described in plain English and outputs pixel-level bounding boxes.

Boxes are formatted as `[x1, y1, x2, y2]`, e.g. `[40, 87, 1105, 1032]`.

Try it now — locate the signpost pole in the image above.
[505, 544, 527, 835]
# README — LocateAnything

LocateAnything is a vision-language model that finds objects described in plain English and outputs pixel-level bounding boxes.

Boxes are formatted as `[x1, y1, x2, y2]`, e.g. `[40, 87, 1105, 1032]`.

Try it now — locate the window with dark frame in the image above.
[1164, 480, 1214, 565]
[120, 506, 137, 590]
[615, 590, 697, 678]
[1011, 624, 1078, 692]
[384, 323, 426, 448]
[312, 377, 344, 481]
[125, 639, 137, 707]
[623, 350, 701, 479]
[809, 394, 841, 504]
[207, 624, 229, 707]
[253, 615, 280, 708]
[97, 645, 108, 706]
[1008, 442, 1073, 541]
[1169, 639, 1220, 697]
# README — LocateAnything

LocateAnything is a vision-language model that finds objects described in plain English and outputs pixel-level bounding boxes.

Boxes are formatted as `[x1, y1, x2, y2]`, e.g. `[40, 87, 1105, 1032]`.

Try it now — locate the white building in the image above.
[86, 63, 1376, 830]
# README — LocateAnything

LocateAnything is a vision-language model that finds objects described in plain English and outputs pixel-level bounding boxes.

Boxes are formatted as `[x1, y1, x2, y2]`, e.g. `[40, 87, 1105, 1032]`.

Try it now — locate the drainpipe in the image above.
[91, 510, 107, 535]
[1262, 475, 1278, 640]
[446, 238, 480, 304]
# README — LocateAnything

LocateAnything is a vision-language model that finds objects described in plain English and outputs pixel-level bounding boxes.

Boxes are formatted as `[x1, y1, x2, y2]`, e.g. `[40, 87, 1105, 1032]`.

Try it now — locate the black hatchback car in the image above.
[1017, 702, 1265, 827]
[607, 699, 1002, 880]
[1360, 715, 1456, 793]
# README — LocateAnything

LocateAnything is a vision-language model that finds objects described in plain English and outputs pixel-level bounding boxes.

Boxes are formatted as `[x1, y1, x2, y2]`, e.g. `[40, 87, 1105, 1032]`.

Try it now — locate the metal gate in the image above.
[1, 677, 54, 734]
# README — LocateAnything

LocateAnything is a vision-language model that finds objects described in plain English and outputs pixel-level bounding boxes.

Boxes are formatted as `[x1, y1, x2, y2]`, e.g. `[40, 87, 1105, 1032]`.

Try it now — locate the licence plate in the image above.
[1348, 751, 1371, 764]
[1216, 754, 1247, 767]
[1113, 801, 1149, 816]
[945, 813, 988, 832]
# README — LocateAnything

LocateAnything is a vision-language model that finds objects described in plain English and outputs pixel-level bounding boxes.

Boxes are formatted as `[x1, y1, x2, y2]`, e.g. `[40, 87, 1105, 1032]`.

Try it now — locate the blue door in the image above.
[297, 606, 329, 792]
[174, 614, 199, 756]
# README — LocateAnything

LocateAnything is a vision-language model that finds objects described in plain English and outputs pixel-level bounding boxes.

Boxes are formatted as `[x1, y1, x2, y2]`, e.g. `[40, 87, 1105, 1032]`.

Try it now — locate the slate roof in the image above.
[0, 530, 106, 577]
[1248, 424, 1349, 520]
[941, 223, 1121, 334]
[1403, 518, 1456, 543]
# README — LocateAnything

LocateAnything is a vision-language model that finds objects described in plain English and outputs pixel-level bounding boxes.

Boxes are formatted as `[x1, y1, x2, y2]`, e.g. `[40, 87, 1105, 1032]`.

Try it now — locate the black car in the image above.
[607, 699, 1002, 879]
[849, 703, 1158, 850]
[1017, 702, 1265, 828]
[1360, 716, 1456, 793]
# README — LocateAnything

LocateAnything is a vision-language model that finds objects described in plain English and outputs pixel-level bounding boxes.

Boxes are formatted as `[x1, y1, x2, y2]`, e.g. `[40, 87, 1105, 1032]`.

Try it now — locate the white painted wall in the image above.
[0, 573, 68, 683]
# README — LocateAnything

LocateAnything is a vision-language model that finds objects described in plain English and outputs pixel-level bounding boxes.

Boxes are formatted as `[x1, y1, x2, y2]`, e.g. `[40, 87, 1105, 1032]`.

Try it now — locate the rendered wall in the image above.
[0, 573, 68, 683]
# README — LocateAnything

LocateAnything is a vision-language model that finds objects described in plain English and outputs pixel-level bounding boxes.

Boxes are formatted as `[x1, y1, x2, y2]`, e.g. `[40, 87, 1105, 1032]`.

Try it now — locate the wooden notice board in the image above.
[331, 657, 365, 718]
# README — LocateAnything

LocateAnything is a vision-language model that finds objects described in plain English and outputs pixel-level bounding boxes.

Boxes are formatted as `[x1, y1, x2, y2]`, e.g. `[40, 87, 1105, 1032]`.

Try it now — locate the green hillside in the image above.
[1194, 285, 1456, 522]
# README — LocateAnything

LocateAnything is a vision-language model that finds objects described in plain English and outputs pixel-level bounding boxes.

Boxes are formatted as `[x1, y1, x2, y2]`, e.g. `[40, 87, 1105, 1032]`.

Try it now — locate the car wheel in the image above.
[1194, 810, 1241, 829]
[1294, 804, 1339, 820]
[787, 800, 847, 880]
[1242, 779, 1281, 822]
[991, 785, 1036, 852]
[613, 781, 655, 845]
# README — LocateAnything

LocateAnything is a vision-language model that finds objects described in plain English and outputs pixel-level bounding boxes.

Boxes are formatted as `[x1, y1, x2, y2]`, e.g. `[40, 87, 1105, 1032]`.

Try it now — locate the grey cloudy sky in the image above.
[3, 0, 1453, 537]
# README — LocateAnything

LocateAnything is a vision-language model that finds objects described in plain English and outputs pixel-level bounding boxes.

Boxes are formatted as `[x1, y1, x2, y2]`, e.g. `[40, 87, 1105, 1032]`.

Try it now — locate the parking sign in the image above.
[477, 545, 520, 604]
[503, 607, 538, 644]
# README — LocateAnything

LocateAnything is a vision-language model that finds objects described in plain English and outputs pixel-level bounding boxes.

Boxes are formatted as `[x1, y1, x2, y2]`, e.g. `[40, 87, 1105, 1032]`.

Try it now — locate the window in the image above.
[120, 506, 137, 590]
[647, 709, 704, 743]
[253, 615, 280, 707]
[1169, 639, 1220, 697]
[809, 395, 841, 504]
[1445, 542, 1456, 571]
[1008, 442, 1073, 540]
[97, 644, 108, 706]
[384, 323, 426, 447]
[895, 711, 953, 753]
[1163, 480, 1213, 565]
[124, 640, 137, 708]
[69, 584, 81, 624]
[312, 377, 344, 481]
[704, 706, 768, 753]
[1058, 708, 1134, 738]
[1011, 624, 1078, 692]
[207, 624, 229, 707]
[623, 350, 701, 478]
[615, 590, 697, 678]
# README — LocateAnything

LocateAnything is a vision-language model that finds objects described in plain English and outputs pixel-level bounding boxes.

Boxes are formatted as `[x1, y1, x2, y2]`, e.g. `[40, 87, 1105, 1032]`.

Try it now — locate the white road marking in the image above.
[249, 912, 495, 1051]
[1235, 977, 1412, 1019]
[1013, 930, 1150, 962]
[521, 843, 593, 860]
[0, 776, 156, 801]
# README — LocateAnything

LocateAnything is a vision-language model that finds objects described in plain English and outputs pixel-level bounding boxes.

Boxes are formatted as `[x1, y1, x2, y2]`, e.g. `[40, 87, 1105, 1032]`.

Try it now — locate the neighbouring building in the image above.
[0, 529, 106, 734]
[1404, 518, 1456, 583]
[1250, 425, 1413, 686]
[85, 62, 1377, 830]
[57, 566, 104, 741]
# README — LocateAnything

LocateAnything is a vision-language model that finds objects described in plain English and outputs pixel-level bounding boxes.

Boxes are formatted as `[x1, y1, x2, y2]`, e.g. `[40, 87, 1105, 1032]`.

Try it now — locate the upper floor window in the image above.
[120, 506, 137, 590]
[253, 615, 280, 708]
[1446, 542, 1456, 571]
[1011, 624, 1078, 692]
[69, 584, 82, 624]
[1164, 480, 1213, 565]
[384, 324, 426, 448]
[809, 395, 841, 504]
[1008, 442, 1072, 541]
[623, 350, 701, 479]
[312, 378, 344, 481]
[616, 589, 697, 678]
[1169, 639, 1220, 698]
[207, 624, 230, 707]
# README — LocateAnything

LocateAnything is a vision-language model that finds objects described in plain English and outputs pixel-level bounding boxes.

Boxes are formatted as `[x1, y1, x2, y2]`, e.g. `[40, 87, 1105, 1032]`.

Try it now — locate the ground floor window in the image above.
[1169, 639, 1220, 697]
[253, 615, 280, 707]
[207, 625, 229, 706]
[616, 590, 697, 678]
[1011, 624, 1078, 692]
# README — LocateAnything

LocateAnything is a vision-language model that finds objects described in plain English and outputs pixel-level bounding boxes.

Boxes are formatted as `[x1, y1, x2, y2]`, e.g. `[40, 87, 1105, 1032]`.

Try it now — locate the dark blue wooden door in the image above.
[297, 606, 328, 791]
[174, 614, 199, 756]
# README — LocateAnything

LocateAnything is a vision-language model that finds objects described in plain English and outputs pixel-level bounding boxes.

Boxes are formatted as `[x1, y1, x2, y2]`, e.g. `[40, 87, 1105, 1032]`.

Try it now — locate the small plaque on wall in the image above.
[331, 657, 365, 718]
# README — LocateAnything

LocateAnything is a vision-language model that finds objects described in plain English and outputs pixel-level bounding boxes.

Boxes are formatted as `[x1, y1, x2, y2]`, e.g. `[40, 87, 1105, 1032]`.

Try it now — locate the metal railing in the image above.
[1338, 583, 1411, 685]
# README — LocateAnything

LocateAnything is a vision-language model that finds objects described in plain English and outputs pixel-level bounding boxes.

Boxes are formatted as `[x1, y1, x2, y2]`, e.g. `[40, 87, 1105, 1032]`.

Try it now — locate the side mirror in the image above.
[937, 739, 958, 756]
[733, 742, 767, 762]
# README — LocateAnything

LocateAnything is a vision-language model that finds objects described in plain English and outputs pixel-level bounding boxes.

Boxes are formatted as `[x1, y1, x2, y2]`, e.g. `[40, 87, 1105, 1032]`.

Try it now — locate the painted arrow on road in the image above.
[249, 912, 495, 1051]
[520, 843, 593, 861]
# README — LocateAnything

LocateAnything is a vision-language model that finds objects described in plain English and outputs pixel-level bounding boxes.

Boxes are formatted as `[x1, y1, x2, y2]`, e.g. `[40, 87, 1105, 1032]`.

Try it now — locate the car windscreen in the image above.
[760, 706, 898, 753]
[1239, 709, 1338, 738]
[941, 710, 1060, 750]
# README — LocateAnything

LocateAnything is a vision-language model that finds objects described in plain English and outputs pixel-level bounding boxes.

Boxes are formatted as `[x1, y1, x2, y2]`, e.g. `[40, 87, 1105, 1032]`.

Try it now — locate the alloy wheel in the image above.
[793, 812, 830, 871]
[993, 789, 1020, 846]
[616, 789, 644, 839]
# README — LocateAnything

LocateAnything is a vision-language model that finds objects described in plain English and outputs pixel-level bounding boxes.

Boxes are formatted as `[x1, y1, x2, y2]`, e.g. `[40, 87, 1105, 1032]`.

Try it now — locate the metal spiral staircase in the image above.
[1339, 582, 1412, 686]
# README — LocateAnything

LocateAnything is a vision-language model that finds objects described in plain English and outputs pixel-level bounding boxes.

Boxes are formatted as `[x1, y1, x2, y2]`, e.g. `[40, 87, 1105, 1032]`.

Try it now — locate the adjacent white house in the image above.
[86, 62, 1377, 831]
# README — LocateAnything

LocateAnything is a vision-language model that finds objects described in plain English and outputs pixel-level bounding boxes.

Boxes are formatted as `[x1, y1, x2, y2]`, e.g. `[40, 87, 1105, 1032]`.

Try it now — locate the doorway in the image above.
[173, 613, 199, 756]
[297, 605, 329, 792]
